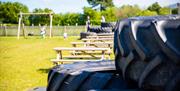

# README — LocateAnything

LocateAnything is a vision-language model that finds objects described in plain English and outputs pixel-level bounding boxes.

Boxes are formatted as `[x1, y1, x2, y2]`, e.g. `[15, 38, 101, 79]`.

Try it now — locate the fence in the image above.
[0, 25, 87, 36]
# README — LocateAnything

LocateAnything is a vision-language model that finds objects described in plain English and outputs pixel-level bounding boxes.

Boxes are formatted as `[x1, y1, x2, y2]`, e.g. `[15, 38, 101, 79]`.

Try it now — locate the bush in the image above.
[137, 10, 158, 16]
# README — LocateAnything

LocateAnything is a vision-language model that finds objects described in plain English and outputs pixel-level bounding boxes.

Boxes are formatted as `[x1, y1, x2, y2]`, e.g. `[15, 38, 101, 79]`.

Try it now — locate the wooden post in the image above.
[65, 26, 67, 32]
[17, 12, 22, 39]
[16, 12, 55, 39]
[108, 49, 111, 60]
[22, 23, 26, 38]
[101, 50, 105, 60]
[85, 23, 87, 32]
[3, 24, 7, 36]
[64, 26, 67, 34]
[49, 13, 53, 38]
[178, 3, 180, 15]
[56, 52, 60, 60]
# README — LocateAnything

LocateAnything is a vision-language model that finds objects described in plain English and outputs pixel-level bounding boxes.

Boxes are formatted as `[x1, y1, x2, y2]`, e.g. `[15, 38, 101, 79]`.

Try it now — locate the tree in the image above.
[0, 2, 29, 24]
[29, 8, 53, 25]
[159, 7, 171, 15]
[148, 2, 161, 14]
[116, 5, 141, 20]
[52, 13, 84, 26]
[172, 8, 178, 14]
[101, 7, 117, 22]
[83, 7, 101, 25]
[53, 14, 63, 25]
[87, 0, 114, 11]
[61, 13, 82, 25]
[137, 10, 157, 16]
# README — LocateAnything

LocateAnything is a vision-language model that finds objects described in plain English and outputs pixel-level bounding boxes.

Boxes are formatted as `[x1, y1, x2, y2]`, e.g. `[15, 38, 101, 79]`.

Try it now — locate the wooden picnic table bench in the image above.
[52, 47, 111, 65]
[96, 33, 114, 36]
[82, 38, 113, 42]
[71, 42, 113, 48]
[87, 36, 114, 39]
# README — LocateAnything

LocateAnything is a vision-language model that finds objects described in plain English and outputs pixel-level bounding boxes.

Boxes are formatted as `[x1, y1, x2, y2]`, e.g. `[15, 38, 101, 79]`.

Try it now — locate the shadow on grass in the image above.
[37, 68, 51, 73]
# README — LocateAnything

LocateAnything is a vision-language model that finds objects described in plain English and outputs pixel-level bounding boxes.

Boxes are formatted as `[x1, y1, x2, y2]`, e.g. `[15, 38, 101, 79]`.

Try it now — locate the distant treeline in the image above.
[0, 1, 178, 26]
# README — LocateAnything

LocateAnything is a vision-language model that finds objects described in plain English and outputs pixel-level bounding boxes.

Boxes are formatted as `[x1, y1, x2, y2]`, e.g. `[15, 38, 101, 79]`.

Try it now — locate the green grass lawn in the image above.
[0, 36, 82, 91]
[0, 36, 114, 91]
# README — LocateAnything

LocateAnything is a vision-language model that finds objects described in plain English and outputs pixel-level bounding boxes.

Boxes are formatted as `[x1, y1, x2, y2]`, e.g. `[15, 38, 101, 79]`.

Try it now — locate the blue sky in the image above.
[1, 0, 179, 13]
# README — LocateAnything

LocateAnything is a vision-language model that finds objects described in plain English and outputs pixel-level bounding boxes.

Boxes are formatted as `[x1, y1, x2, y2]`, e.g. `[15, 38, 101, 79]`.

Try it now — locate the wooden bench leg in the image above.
[108, 54, 110, 60]
[101, 51, 105, 60]
[55, 51, 63, 65]
[57, 51, 62, 59]
[108, 49, 111, 60]
[53, 61, 63, 66]
[53, 62, 58, 66]
[108, 44, 111, 48]
[72, 44, 76, 47]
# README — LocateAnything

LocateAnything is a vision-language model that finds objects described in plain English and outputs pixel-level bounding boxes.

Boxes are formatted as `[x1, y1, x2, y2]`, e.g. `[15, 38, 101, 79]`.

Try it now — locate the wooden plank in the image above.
[82, 38, 113, 42]
[70, 51, 111, 55]
[71, 42, 113, 45]
[96, 33, 114, 36]
[71, 42, 113, 48]
[63, 55, 102, 59]
[66, 51, 111, 57]
[51, 59, 101, 62]
[54, 47, 110, 51]
[87, 36, 113, 39]
[82, 38, 113, 40]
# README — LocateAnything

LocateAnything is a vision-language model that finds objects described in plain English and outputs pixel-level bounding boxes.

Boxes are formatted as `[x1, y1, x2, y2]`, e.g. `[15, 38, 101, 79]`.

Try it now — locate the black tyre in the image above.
[89, 27, 111, 33]
[86, 22, 115, 34]
[101, 22, 116, 28]
[47, 61, 142, 91]
[114, 16, 180, 91]
[80, 32, 97, 39]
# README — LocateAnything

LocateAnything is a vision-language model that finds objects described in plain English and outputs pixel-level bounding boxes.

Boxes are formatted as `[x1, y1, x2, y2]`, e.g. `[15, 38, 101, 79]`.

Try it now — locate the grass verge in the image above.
[0, 36, 114, 91]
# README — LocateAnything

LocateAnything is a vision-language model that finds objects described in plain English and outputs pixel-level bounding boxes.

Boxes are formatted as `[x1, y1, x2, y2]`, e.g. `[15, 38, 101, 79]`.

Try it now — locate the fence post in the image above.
[22, 23, 26, 38]
[3, 24, 7, 36]
[63, 26, 67, 38]
[178, 3, 180, 15]
[64, 26, 66, 33]
[85, 25, 87, 32]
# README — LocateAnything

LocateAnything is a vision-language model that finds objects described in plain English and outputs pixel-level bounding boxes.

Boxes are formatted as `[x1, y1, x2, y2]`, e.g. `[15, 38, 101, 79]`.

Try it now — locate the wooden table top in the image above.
[96, 33, 114, 36]
[54, 47, 110, 51]
[71, 42, 113, 44]
[87, 36, 113, 38]
[82, 38, 113, 41]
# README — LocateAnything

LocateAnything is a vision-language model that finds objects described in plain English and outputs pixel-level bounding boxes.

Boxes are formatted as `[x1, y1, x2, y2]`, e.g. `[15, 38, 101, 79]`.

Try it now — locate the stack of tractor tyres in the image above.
[89, 27, 101, 33]
[114, 16, 180, 91]
[88, 22, 115, 33]
[101, 28, 112, 33]
[101, 22, 116, 28]
[89, 28, 111, 33]
[47, 61, 144, 91]
[80, 32, 97, 39]
[47, 15, 180, 91]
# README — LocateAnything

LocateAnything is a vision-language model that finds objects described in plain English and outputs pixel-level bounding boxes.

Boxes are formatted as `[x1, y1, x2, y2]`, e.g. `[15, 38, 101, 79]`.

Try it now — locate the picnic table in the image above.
[71, 42, 113, 48]
[82, 38, 113, 42]
[52, 47, 111, 65]
[96, 33, 114, 36]
[87, 36, 114, 39]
